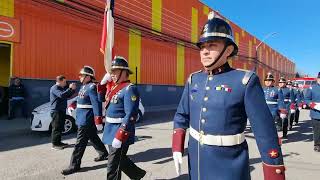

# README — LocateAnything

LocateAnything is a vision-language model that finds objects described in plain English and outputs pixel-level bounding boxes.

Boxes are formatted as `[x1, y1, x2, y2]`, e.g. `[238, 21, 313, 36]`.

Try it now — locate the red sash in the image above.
[105, 81, 130, 107]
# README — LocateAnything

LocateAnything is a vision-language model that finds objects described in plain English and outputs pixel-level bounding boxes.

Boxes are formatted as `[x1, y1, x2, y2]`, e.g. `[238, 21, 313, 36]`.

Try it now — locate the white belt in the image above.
[189, 127, 245, 146]
[106, 117, 124, 124]
[77, 104, 93, 109]
[266, 101, 278, 105]
[284, 99, 291, 102]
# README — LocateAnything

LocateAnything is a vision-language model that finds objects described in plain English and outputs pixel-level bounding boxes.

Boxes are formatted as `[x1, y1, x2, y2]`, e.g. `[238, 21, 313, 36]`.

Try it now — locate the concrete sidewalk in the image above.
[0, 110, 319, 179]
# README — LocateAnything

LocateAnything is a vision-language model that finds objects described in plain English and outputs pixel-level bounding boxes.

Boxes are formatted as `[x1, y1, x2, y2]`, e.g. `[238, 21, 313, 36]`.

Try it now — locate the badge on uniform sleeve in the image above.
[131, 95, 137, 101]
[268, 149, 279, 159]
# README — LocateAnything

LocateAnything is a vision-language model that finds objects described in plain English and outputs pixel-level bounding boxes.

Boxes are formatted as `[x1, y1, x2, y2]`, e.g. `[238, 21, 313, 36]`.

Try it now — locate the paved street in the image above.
[0, 110, 319, 180]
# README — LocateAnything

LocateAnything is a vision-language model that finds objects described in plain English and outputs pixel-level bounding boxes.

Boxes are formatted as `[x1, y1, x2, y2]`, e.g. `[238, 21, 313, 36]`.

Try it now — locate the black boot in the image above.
[314, 146, 320, 152]
[94, 154, 108, 162]
[61, 166, 80, 175]
[131, 169, 146, 180]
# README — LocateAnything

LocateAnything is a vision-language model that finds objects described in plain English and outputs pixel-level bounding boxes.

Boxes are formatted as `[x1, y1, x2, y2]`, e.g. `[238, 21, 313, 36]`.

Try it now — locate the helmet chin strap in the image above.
[205, 44, 228, 69]
[115, 70, 124, 84]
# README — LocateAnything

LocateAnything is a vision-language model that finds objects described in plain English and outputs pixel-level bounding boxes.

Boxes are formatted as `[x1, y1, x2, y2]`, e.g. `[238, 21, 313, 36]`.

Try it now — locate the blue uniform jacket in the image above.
[100, 83, 140, 145]
[263, 86, 284, 118]
[173, 64, 284, 180]
[75, 83, 102, 126]
[304, 83, 320, 120]
[293, 89, 302, 106]
[279, 87, 294, 111]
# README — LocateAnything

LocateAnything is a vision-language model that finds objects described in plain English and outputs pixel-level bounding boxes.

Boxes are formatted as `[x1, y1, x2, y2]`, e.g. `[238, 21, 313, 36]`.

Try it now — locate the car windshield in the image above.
[295, 80, 304, 85]
[305, 81, 312, 85]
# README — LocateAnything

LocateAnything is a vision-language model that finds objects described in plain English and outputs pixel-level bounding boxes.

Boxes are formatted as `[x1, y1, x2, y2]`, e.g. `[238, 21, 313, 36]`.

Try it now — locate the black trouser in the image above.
[282, 117, 288, 137]
[294, 109, 300, 124]
[312, 119, 320, 147]
[51, 111, 66, 145]
[8, 99, 27, 118]
[107, 145, 145, 180]
[69, 125, 108, 168]
[289, 111, 295, 129]
[275, 115, 282, 131]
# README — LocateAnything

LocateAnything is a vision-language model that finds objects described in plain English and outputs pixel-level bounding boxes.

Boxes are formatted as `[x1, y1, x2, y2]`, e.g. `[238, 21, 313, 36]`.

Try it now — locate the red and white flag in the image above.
[100, 0, 115, 73]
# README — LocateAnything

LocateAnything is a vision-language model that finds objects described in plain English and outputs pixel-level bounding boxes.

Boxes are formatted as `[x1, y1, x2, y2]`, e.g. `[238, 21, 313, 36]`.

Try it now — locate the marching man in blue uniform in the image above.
[263, 73, 285, 131]
[304, 72, 320, 152]
[292, 82, 303, 125]
[97, 57, 146, 180]
[278, 77, 294, 138]
[61, 66, 109, 175]
[172, 12, 285, 180]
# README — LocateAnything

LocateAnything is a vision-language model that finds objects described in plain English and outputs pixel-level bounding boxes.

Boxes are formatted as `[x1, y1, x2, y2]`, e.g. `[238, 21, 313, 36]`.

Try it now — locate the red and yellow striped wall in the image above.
[2, 0, 295, 86]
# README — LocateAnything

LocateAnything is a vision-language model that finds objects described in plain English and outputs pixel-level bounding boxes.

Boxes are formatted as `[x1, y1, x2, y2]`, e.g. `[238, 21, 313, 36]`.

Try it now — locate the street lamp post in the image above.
[254, 32, 277, 72]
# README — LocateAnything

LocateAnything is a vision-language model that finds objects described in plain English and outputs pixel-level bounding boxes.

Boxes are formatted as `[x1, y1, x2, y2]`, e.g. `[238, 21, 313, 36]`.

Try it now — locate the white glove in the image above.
[173, 152, 183, 176]
[298, 107, 302, 110]
[67, 107, 75, 115]
[280, 113, 287, 119]
[290, 109, 296, 114]
[303, 104, 307, 109]
[96, 124, 103, 131]
[100, 73, 111, 85]
[315, 104, 320, 111]
[112, 138, 122, 148]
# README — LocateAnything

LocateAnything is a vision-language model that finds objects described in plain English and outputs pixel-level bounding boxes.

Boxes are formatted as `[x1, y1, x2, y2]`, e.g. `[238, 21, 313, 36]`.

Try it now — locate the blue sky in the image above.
[202, 0, 319, 77]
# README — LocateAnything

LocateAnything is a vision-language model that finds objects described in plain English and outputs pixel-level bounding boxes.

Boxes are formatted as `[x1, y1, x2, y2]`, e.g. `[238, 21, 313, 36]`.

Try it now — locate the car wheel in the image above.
[62, 116, 76, 134]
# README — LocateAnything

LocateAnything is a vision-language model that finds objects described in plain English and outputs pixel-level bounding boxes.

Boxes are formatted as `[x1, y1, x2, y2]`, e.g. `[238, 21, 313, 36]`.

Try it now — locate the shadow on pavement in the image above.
[0, 110, 175, 152]
[156, 174, 189, 180]
[283, 119, 313, 144]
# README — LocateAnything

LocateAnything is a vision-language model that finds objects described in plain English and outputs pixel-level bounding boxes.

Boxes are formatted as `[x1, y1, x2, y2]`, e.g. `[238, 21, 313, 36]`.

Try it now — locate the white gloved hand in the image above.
[298, 107, 302, 110]
[314, 104, 320, 111]
[96, 124, 103, 131]
[112, 138, 122, 148]
[67, 107, 74, 115]
[173, 152, 183, 176]
[303, 104, 307, 109]
[290, 109, 296, 114]
[100, 73, 111, 85]
[280, 113, 287, 119]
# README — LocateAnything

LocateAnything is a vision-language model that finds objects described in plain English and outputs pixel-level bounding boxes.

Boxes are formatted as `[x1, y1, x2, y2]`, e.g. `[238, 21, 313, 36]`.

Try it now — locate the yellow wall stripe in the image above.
[241, 30, 245, 38]
[128, 29, 141, 83]
[248, 40, 252, 58]
[0, 0, 14, 17]
[176, 43, 185, 86]
[203, 6, 209, 15]
[152, 0, 162, 32]
[235, 32, 239, 46]
[243, 62, 247, 70]
[191, 7, 198, 43]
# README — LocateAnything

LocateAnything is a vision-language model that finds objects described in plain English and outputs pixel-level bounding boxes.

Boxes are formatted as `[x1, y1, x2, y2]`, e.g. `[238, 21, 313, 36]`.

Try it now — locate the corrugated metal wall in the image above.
[12, 0, 295, 85]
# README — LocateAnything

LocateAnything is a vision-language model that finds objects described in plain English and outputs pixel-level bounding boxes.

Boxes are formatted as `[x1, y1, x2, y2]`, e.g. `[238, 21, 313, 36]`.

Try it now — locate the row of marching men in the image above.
[263, 72, 320, 152]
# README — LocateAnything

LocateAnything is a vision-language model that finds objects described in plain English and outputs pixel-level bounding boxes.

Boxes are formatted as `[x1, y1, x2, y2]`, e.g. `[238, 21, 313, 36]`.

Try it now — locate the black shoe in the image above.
[94, 154, 108, 162]
[314, 146, 320, 152]
[61, 167, 80, 175]
[59, 142, 69, 147]
[52, 145, 65, 150]
[288, 126, 292, 131]
[131, 170, 146, 180]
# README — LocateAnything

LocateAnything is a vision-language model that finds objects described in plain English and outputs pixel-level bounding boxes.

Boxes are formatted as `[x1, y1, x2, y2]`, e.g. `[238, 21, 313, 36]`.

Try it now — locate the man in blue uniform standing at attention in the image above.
[97, 57, 146, 180]
[172, 12, 285, 180]
[278, 77, 294, 138]
[61, 66, 109, 175]
[263, 73, 285, 132]
[304, 72, 320, 152]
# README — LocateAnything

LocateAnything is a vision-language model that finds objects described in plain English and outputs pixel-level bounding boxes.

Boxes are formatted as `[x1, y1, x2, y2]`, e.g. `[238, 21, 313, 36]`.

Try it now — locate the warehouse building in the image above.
[0, 0, 295, 114]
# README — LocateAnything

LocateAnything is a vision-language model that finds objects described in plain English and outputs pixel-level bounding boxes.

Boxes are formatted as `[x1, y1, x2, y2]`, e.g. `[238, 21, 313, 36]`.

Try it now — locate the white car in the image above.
[30, 97, 145, 134]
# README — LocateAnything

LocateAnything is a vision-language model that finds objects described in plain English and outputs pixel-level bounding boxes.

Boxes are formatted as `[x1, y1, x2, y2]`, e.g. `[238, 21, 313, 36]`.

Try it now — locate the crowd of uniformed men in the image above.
[47, 11, 320, 180]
